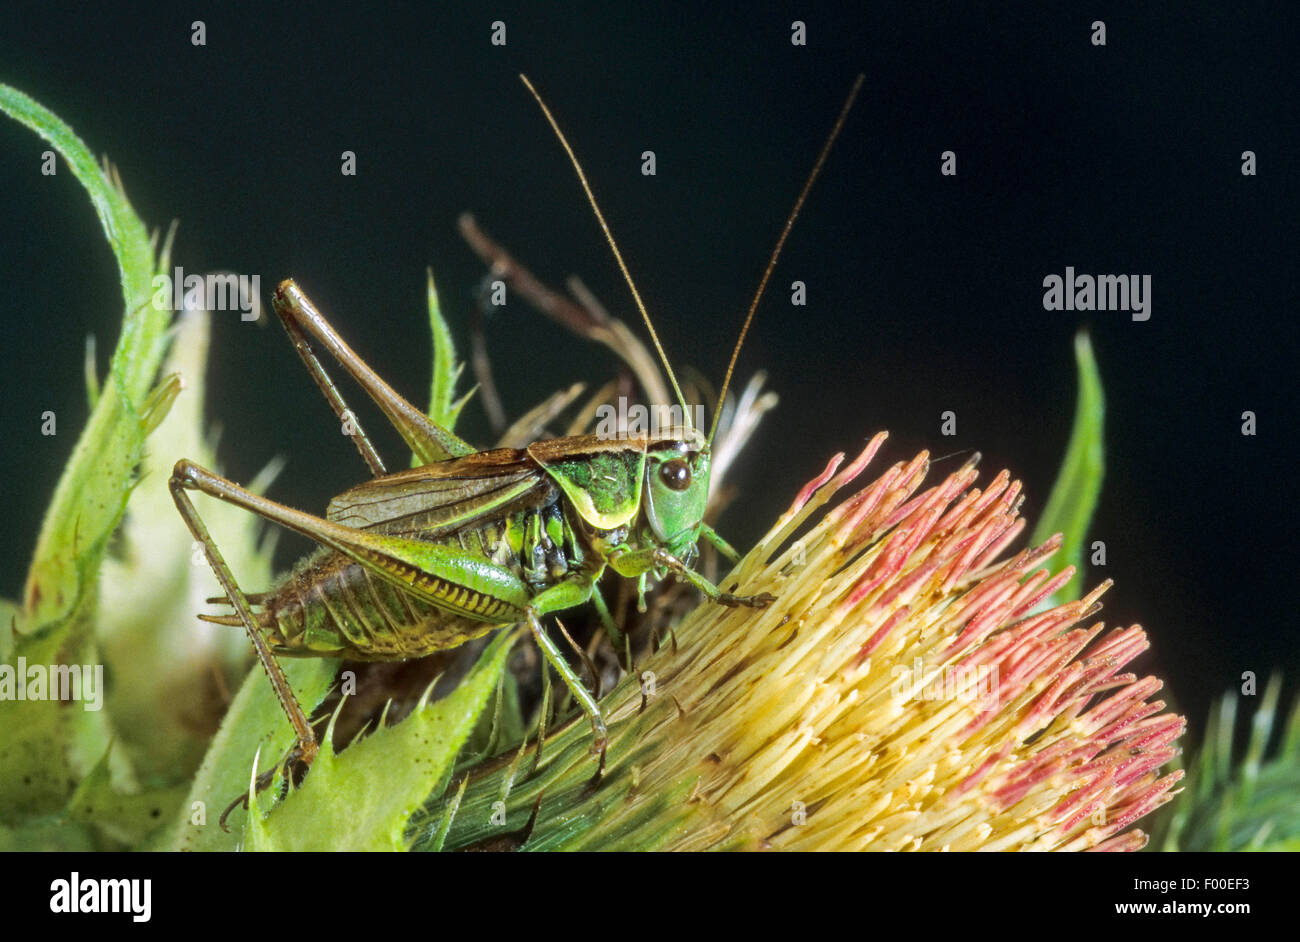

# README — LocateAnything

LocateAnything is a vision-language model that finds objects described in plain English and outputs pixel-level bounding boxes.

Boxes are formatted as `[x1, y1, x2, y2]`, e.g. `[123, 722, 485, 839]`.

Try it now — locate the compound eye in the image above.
[659, 458, 691, 491]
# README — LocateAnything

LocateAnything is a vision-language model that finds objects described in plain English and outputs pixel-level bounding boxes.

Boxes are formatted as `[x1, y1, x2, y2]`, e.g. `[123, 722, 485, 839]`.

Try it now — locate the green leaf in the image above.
[247, 629, 518, 851]
[98, 309, 281, 782]
[0, 84, 171, 632]
[425, 268, 468, 433]
[425, 775, 469, 853]
[157, 658, 339, 852]
[1151, 677, 1300, 852]
[1030, 331, 1105, 606]
[64, 746, 187, 848]
[0, 84, 175, 825]
[0, 600, 16, 663]
[0, 816, 96, 852]
[0, 626, 100, 820]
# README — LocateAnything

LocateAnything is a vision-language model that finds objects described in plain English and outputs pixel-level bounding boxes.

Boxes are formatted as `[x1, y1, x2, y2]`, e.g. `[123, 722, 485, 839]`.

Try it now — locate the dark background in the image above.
[1, 2, 1296, 742]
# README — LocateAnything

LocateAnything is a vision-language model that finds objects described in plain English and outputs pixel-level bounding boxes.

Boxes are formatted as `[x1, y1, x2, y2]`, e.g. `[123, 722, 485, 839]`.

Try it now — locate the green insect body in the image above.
[202, 425, 721, 663]
[172, 74, 860, 825]
[172, 278, 756, 816]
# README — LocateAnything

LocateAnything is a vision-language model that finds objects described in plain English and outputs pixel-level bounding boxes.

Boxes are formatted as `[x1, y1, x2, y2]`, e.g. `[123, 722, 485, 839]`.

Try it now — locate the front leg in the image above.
[698, 522, 741, 564]
[527, 574, 609, 761]
[607, 546, 775, 608]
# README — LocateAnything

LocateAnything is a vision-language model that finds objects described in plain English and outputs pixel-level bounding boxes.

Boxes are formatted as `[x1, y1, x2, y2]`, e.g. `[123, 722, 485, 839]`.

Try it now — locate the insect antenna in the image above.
[520, 74, 692, 421]
[707, 73, 865, 445]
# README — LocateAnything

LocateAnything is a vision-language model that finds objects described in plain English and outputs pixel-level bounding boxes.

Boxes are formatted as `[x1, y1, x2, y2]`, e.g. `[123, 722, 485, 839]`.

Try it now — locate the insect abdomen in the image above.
[255, 499, 584, 659]
[264, 549, 504, 660]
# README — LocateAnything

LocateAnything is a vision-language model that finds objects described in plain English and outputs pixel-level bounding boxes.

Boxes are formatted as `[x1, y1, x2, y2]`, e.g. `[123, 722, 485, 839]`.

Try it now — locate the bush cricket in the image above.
[171, 73, 862, 824]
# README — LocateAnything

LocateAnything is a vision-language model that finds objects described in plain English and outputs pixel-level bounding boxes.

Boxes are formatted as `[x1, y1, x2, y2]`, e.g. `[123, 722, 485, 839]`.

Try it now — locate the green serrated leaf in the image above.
[248, 629, 518, 851]
[158, 658, 338, 851]
[0, 84, 171, 634]
[425, 268, 466, 433]
[1030, 331, 1105, 606]
[99, 309, 280, 782]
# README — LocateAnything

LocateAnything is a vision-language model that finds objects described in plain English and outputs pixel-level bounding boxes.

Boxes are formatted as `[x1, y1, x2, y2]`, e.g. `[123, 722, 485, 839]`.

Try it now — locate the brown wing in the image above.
[525, 433, 648, 462]
[325, 447, 554, 537]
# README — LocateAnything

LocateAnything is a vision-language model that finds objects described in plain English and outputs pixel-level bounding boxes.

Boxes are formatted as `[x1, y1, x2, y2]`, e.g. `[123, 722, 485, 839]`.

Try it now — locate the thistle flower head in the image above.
[439, 432, 1185, 851]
